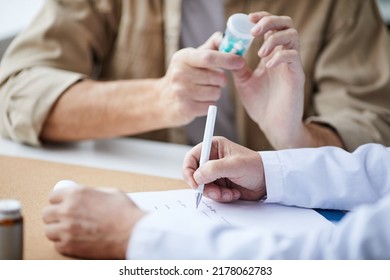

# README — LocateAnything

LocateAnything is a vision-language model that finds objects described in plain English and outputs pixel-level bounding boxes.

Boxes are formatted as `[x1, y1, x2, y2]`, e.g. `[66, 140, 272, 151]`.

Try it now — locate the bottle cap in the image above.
[0, 199, 22, 221]
[53, 179, 79, 192]
[227, 13, 255, 40]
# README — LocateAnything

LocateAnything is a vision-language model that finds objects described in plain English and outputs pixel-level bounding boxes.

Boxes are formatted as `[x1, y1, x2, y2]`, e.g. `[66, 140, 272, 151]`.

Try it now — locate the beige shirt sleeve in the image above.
[0, 0, 118, 145]
[308, 0, 390, 151]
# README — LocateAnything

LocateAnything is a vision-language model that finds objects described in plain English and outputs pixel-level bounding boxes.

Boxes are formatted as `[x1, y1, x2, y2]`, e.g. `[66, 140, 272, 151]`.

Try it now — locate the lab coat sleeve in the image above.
[127, 143, 390, 259]
[127, 193, 390, 259]
[261, 143, 390, 210]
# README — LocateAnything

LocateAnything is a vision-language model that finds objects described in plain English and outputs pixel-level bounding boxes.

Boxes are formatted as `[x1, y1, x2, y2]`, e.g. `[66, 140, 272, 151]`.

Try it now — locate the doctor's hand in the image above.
[156, 32, 245, 127]
[232, 12, 306, 149]
[182, 136, 266, 203]
[42, 186, 145, 259]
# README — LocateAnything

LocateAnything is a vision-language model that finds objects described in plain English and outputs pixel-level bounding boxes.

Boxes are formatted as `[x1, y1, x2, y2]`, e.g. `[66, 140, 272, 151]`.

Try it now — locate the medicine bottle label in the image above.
[219, 13, 255, 56]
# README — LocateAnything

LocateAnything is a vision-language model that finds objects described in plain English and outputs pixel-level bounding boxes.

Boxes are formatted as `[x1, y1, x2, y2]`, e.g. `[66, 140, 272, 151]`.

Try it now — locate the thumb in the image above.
[193, 157, 236, 185]
[198, 32, 223, 50]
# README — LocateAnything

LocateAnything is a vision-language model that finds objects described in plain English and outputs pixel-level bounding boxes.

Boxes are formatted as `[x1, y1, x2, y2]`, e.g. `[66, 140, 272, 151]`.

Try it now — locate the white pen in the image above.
[195, 105, 217, 209]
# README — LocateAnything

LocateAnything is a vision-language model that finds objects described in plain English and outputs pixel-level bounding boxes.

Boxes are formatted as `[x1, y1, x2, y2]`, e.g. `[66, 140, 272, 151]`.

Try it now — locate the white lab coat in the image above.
[127, 144, 390, 259]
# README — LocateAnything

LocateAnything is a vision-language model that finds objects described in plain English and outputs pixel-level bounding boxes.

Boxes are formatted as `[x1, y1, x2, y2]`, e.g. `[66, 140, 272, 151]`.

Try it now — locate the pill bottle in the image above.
[0, 199, 23, 260]
[219, 13, 255, 56]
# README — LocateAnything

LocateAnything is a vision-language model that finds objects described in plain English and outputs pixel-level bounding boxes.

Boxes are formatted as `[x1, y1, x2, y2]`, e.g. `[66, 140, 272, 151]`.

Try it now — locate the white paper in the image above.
[129, 189, 333, 236]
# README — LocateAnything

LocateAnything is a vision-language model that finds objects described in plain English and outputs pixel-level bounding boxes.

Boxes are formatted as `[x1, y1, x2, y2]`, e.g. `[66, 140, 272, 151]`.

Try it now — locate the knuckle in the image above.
[171, 84, 186, 100]
[214, 136, 227, 144]
[214, 72, 227, 86]
[58, 230, 73, 246]
[170, 68, 184, 83]
[274, 50, 284, 59]
[288, 28, 299, 38]
[205, 164, 218, 180]
[195, 168, 208, 184]
[68, 221, 82, 235]
[172, 47, 195, 64]
[61, 220, 74, 233]
[171, 65, 184, 75]
[282, 16, 293, 25]
[209, 88, 222, 100]
[201, 52, 216, 65]
[68, 185, 87, 199]
[259, 11, 271, 17]
[266, 33, 277, 45]
[57, 205, 72, 219]
[260, 16, 273, 27]
[62, 219, 85, 237]
[172, 49, 185, 62]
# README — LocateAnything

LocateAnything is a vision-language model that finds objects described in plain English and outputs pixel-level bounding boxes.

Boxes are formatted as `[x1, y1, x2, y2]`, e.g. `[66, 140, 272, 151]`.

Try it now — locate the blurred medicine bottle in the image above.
[0, 199, 23, 259]
[219, 13, 255, 56]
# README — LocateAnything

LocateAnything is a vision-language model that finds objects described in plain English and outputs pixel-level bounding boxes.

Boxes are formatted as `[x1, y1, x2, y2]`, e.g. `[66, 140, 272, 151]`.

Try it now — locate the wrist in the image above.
[263, 121, 309, 149]
[303, 122, 344, 148]
[154, 77, 189, 128]
[264, 122, 344, 149]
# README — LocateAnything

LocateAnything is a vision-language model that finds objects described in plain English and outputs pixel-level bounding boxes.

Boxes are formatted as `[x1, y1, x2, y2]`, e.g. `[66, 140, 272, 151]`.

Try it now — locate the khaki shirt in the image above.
[1, 0, 390, 151]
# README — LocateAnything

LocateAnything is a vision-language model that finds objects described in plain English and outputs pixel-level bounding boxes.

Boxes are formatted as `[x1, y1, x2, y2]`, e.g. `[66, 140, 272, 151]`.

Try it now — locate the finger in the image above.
[182, 138, 224, 189]
[265, 49, 303, 70]
[198, 32, 223, 50]
[177, 48, 245, 70]
[251, 15, 293, 36]
[259, 28, 299, 57]
[189, 85, 222, 102]
[178, 66, 227, 87]
[42, 205, 62, 224]
[182, 143, 204, 189]
[264, 30, 276, 41]
[193, 156, 240, 186]
[197, 68, 227, 87]
[183, 137, 231, 189]
[44, 223, 63, 242]
[249, 11, 271, 23]
[203, 183, 241, 203]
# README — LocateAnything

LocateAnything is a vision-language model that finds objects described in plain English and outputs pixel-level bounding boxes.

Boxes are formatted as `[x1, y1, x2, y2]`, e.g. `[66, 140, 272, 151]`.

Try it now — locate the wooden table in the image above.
[0, 137, 191, 259]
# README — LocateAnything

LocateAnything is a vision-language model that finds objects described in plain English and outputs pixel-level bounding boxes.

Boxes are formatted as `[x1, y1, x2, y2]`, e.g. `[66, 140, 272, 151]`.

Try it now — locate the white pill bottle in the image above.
[219, 13, 255, 56]
[0, 199, 23, 259]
